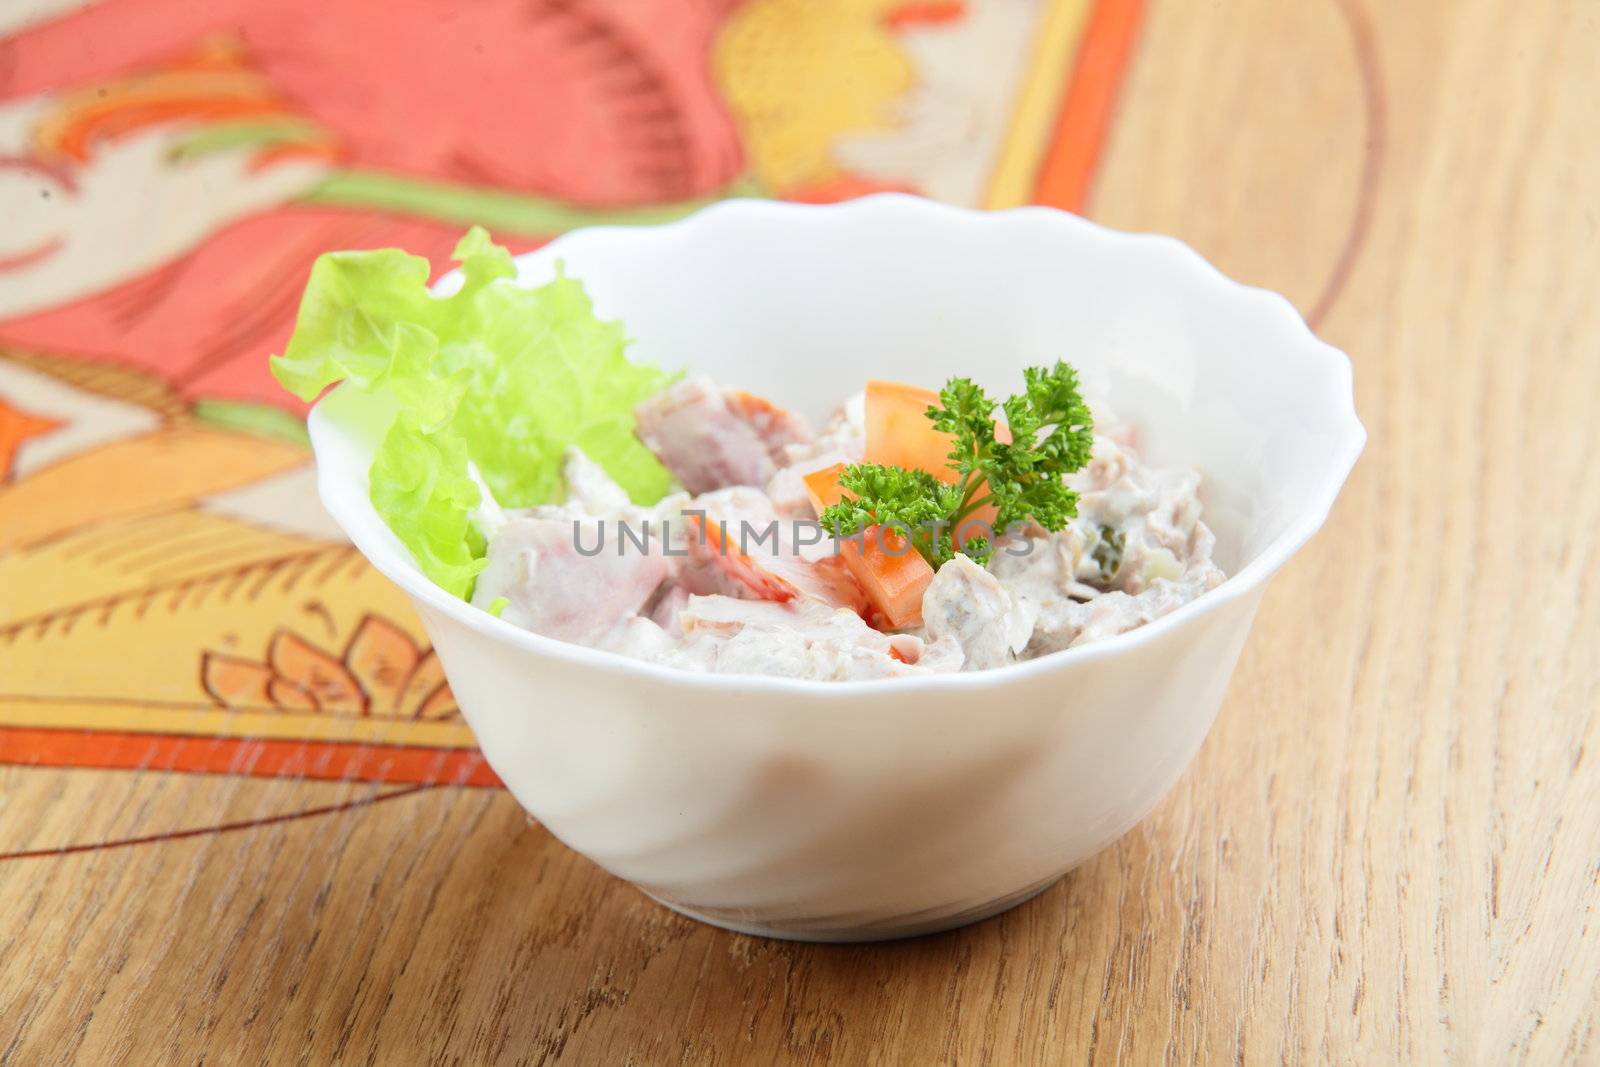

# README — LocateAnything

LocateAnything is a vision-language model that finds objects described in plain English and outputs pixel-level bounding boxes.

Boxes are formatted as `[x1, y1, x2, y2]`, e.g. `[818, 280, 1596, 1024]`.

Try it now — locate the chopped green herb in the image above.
[1091, 524, 1125, 583]
[820, 362, 1094, 567]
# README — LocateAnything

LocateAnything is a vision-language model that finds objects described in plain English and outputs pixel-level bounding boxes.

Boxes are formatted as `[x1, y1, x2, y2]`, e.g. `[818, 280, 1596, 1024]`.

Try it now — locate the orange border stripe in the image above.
[1032, 0, 1144, 213]
[0, 727, 501, 787]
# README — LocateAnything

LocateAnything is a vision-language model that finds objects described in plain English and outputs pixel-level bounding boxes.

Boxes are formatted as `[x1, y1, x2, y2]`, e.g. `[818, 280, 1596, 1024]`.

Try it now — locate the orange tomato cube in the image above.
[802, 462, 933, 629]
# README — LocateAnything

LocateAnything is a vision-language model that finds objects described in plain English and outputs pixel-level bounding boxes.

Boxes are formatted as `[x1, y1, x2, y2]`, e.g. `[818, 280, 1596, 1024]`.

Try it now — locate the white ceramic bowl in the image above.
[308, 195, 1364, 941]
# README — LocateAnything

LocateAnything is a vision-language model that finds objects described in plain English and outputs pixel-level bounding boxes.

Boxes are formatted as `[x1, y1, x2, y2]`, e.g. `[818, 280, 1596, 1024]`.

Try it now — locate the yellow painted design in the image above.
[983, 0, 1094, 209]
[0, 436, 465, 751]
[0, 423, 308, 552]
[0, 344, 462, 757]
[0, 510, 323, 623]
[714, 0, 914, 194]
[0, 536, 419, 708]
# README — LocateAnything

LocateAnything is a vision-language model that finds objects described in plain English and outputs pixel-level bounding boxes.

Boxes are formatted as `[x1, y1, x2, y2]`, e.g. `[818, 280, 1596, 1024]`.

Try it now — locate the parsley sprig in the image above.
[820, 362, 1094, 567]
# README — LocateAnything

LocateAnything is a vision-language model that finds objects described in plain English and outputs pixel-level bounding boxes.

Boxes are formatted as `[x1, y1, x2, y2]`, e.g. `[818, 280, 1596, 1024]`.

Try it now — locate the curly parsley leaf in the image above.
[823, 362, 1094, 568]
[819, 463, 963, 565]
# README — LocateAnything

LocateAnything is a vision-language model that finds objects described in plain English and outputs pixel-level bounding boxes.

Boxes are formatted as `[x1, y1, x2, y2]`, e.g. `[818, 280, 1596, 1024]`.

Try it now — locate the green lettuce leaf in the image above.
[367, 413, 486, 598]
[271, 227, 676, 598]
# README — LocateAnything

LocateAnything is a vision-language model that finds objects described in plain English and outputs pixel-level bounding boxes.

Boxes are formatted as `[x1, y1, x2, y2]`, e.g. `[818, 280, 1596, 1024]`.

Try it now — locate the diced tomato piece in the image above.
[802, 463, 933, 629]
[862, 381, 1005, 545]
[839, 528, 932, 629]
[802, 463, 849, 510]
[865, 380, 949, 476]
[686, 511, 867, 613]
[686, 513, 797, 603]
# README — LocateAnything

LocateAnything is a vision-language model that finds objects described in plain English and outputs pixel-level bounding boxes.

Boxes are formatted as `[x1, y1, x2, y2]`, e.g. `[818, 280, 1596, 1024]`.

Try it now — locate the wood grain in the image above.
[3, 0, 1599, 1062]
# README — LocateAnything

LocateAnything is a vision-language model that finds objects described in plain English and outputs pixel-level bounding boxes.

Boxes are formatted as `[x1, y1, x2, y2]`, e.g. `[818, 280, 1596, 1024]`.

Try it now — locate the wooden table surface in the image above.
[3, 0, 1599, 1063]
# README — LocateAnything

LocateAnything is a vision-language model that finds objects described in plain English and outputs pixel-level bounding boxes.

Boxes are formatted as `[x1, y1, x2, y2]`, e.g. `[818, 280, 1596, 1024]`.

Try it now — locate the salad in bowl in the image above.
[288, 196, 1362, 940]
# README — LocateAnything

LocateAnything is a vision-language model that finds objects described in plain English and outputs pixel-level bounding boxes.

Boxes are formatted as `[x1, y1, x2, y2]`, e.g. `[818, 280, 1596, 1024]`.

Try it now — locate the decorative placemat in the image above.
[0, 0, 1141, 847]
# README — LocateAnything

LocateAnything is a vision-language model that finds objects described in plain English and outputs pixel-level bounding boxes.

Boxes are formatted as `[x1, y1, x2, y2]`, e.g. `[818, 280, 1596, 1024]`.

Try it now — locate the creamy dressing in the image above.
[987, 434, 1226, 657]
[474, 391, 1225, 679]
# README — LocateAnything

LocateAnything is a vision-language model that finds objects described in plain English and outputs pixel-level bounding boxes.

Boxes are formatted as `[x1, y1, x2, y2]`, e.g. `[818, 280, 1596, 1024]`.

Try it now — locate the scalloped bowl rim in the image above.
[308, 194, 1366, 699]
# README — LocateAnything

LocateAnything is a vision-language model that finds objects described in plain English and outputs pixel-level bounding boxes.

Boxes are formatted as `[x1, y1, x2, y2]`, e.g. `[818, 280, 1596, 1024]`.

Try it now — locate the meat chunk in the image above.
[683, 487, 866, 612]
[726, 389, 815, 463]
[629, 595, 961, 681]
[471, 517, 669, 644]
[764, 393, 867, 518]
[765, 448, 853, 518]
[984, 426, 1227, 654]
[635, 377, 773, 492]
[646, 584, 691, 636]
[559, 446, 632, 515]
[522, 447, 650, 522]
[1026, 569, 1224, 654]
[597, 616, 679, 661]
[634, 377, 814, 494]
[920, 555, 1035, 671]
[781, 392, 867, 468]
[989, 525, 1104, 602]
[765, 463, 816, 519]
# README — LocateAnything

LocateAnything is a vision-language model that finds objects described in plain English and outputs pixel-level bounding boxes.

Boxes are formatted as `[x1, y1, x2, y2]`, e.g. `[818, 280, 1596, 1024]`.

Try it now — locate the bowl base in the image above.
[640, 873, 1066, 943]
